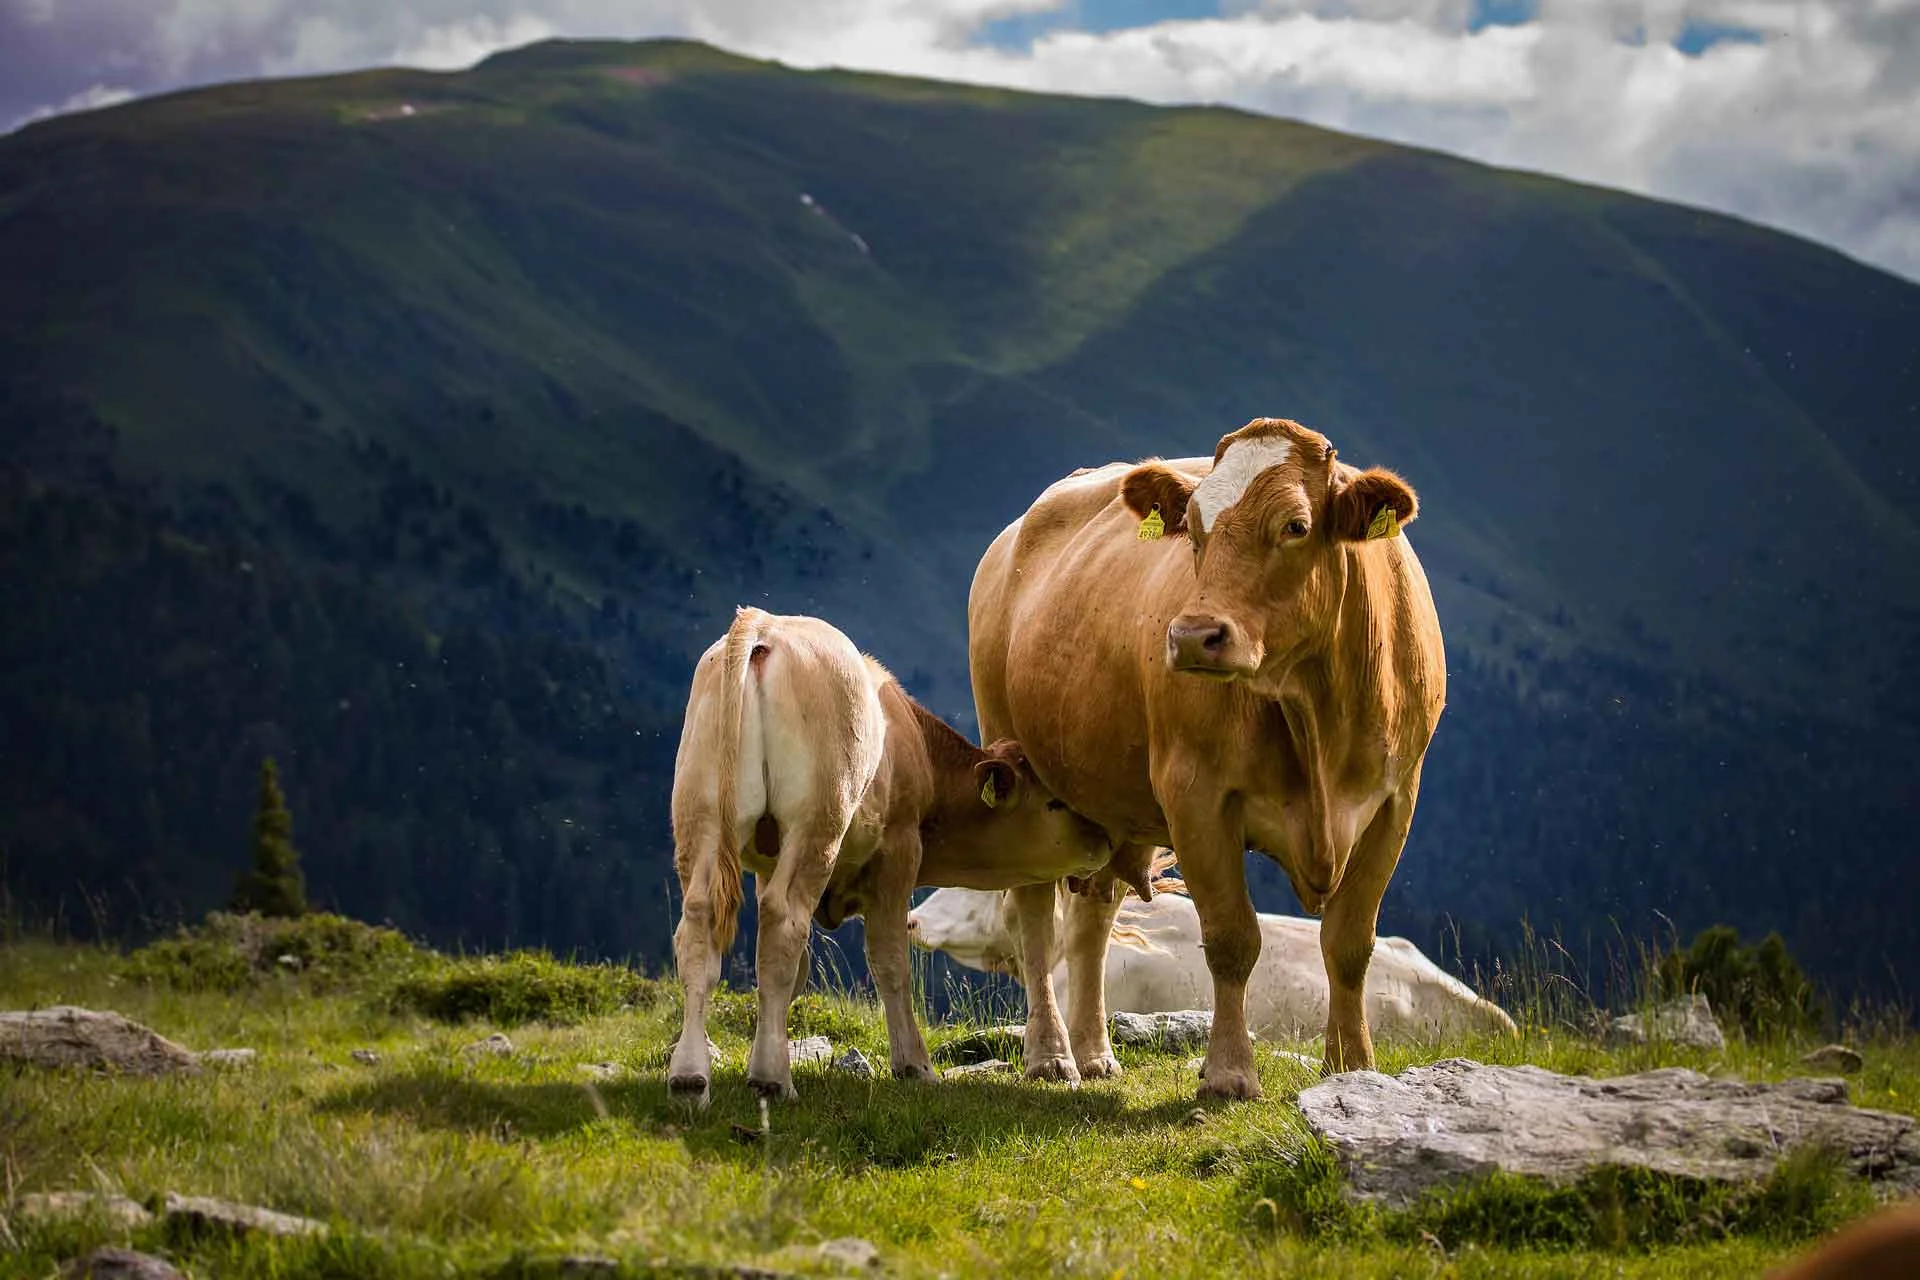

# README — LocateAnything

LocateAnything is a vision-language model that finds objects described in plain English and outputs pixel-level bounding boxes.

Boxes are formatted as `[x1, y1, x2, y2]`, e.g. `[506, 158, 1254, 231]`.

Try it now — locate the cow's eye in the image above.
[1285, 518, 1309, 538]
[1045, 799, 1067, 812]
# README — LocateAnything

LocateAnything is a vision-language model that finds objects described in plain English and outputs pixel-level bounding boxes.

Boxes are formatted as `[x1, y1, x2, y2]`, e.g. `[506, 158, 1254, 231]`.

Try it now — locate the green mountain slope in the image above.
[3, 38, 1916, 998]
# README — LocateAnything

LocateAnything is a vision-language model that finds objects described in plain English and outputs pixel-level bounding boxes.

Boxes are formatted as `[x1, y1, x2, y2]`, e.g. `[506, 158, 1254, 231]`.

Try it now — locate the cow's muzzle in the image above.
[1167, 613, 1260, 678]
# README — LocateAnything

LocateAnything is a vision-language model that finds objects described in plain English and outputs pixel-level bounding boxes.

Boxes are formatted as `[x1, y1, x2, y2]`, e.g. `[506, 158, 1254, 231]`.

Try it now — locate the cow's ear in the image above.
[1121, 463, 1195, 537]
[974, 741, 1028, 810]
[1328, 466, 1418, 542]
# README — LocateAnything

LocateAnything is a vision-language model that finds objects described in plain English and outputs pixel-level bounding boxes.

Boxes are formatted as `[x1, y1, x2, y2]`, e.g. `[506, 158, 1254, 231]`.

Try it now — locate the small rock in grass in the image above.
[1605, 993, 1725, 1051]
[1802, 1044, 1864, 1075]
[0, 1007, 200, 1077]
[60, 1247, 185, 1280]
[579, 1061, 625, 1081]
[350, 1048, 380, 1066]
[942, 1058, 1015, 1080]
[161, 1192, 326, 1239]
[1276, 1050, 1320, 1071]
[275, 954, 301, 971]
[202, 1048, 256, 1069]
[832, 1047, 874, 1078]
[16, 1191, 153, 1229]
[1184, 1108, 1210, 1128]
[464, 1032, 514, 1057]
[816, 1236, 882, 1271]
[1109, 1010, 1212, 1052]
[1184, 1056, 1205, 1074]
[788, 1035, 833, 1066]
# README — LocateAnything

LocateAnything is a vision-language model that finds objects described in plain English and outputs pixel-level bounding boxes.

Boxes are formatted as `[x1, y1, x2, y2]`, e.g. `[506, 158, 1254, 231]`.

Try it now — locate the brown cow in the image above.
[667, 606, 1114, 1106]
[968, 417, 1447, 1098]
[1766, 1201, 1920, 1279]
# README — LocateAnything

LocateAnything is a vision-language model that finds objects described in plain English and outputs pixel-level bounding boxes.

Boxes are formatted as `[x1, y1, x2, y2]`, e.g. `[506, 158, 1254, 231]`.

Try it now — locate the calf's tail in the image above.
[710, 606, 765, 957]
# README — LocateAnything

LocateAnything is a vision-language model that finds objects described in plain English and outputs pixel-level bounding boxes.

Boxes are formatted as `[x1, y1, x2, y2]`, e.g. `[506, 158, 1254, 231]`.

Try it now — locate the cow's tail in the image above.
[710, 606, 765, 958]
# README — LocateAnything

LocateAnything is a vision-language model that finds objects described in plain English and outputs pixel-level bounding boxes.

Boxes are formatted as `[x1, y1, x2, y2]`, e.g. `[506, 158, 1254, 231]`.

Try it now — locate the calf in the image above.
[909, 879, 1517, 1042]
[668, 606, 1113, 1106]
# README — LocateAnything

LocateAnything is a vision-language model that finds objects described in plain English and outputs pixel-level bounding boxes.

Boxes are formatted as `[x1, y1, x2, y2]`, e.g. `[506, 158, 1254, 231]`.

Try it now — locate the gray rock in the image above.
[0, 1007, 201, 1077]
[1606, 994, 1726, 1051]
[816, 1236, 881, 1271]
[16, 1191, 153, 1229]
[1802, 1044, 1864, 1075]
[350, 1048, 380, 1066]
[579, 1061, 625, 1081]
[934, 1024, 1026, 1065]
[275, 954, 302, 971]
[464, 1032, 514, 1057]
[787, 1036, 833, 1066]
[1276, 1050, 1320, 1071]
[161, 1192, 326, 1239]
[1299, 1057, 1920, 1208]
[59, 1248, 185, 1280]
[942, 1058, 1015, 1080]
[1110, 1010, 1213, 1052]
[831, 1047, 874, 1078]
[202, 1048, 257, 1068]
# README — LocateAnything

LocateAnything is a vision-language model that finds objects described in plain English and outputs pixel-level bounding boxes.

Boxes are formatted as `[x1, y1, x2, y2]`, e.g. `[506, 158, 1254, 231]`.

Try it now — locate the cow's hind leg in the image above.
[746, 822, 842, 1100]
[1321, 775, 1420, 1074]
[668, 820, 727, 1108]
[1013, 881, 1079, 1085]
[864, 829, 934, 1081]
[1064, 865, 1137, 1080]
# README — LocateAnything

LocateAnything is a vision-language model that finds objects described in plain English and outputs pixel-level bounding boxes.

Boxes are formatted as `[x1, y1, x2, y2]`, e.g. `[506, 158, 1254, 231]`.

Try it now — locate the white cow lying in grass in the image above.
[908, 874, 1518, 1043]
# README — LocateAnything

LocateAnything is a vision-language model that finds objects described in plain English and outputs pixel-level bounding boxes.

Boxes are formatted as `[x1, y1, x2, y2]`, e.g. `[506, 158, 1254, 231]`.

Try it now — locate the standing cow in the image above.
[968, 417, 1446, 1098]
[668, 606, 1114, 1106]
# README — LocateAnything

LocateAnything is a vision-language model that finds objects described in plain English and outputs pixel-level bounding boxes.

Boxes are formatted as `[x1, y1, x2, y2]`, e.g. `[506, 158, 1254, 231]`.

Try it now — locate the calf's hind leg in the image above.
[668, 820, 727, 1108]
[746, 821, 844, 1100]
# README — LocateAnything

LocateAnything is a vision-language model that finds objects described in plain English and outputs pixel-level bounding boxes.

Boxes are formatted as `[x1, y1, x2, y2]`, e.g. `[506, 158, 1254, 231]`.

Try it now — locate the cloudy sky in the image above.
[4, 0, 1917, 281]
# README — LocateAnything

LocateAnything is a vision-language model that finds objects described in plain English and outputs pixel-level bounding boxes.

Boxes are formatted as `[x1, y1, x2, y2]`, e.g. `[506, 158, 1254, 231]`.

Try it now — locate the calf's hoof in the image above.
[667, 1074, 711, 1109]
[1077, 1054, 1123, 1081]
[893, 1062, 936, 1082]
[1025, 1054, 1082, 1086]
[1196, 1066, 1262, 1101]
[749, 1076, 798, 1102]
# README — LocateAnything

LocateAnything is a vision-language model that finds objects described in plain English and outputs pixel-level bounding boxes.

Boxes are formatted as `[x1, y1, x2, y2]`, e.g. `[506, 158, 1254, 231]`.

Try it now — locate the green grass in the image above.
[3, 937, 1915, 1279]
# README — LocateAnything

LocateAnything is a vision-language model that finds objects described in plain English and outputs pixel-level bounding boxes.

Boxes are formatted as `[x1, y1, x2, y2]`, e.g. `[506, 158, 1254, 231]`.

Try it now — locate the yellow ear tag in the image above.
[1366, 505, 1400, 541]
[981, 775, 1000, 808]
[1137, 505, 1165, 540]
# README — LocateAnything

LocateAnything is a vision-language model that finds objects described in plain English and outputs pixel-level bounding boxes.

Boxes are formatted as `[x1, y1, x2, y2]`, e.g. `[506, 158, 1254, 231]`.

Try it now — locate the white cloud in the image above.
[16, 83, 137, 127]
[4, 0, 1917, 281]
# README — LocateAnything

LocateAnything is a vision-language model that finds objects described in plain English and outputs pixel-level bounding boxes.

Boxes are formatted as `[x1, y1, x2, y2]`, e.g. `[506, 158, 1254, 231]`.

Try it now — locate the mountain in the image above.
[3, 38, 1916, 1002]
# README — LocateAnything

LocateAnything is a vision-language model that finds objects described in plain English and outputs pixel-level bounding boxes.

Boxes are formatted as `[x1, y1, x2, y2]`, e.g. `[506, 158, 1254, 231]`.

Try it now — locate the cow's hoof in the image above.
[893, 1062, 936, 1082]
[667, 1074, 711, 1109]
[1025, 1055, 1082, 1085]
[748, 1076, 797, 1101]
[1077, 1054, 1123, 1081]
[1196, 1068, 1263, 1101]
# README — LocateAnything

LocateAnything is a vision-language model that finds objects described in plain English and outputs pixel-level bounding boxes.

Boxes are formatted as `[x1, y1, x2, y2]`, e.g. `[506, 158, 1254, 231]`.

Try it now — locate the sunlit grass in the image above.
[1, 935, 1913, 1279]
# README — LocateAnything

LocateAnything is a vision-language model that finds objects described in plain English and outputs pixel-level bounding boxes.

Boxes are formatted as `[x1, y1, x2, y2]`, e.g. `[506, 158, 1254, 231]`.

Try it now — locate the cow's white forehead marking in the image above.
[1191, 437, 1296, 532]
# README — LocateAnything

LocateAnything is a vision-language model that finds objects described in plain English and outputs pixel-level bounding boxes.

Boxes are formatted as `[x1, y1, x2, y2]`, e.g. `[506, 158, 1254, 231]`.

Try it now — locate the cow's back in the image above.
[969, 459, 1213, 843]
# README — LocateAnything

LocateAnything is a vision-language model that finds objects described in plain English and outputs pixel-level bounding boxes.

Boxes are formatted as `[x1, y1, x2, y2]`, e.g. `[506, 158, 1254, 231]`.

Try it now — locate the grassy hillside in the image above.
[1, 38, 1916, 998]
[4, 932, 1916, 1279]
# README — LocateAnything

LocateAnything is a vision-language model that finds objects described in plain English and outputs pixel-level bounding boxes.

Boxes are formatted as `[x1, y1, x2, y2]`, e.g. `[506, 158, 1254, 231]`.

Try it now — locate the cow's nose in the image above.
[906, 916, 922, 941]
[1168, 617, 1231, 668]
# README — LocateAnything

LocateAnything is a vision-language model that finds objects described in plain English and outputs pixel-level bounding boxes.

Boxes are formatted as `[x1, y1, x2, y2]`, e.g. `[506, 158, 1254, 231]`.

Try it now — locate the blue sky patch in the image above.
[978, 0, 1223, 52]
[1673, 20, 1766, 57]
[1468, 0, 1540, 32]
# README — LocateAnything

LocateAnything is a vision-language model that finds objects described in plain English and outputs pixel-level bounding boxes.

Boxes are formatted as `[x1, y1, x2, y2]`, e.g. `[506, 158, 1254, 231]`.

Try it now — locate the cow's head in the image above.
[906, 887, 1023, 975]
[1121, 417, 1418, 680]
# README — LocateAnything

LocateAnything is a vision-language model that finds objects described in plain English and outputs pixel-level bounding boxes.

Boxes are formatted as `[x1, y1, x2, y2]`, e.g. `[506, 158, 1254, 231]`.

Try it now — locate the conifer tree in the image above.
[230, 757, 308, 917]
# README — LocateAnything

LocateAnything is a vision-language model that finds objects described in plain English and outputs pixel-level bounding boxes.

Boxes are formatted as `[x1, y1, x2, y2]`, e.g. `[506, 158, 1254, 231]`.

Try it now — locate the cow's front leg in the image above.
[668, 822, 725, 1108]
[1011, 881, 1078, 1084]
[1321, 775, 1418, 1073]
[863, 832, 934, 1081]
[747, 824, 842, 1100]
[1063, 864, 1135, 1080]
[1165, 803, 1261, 1101]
